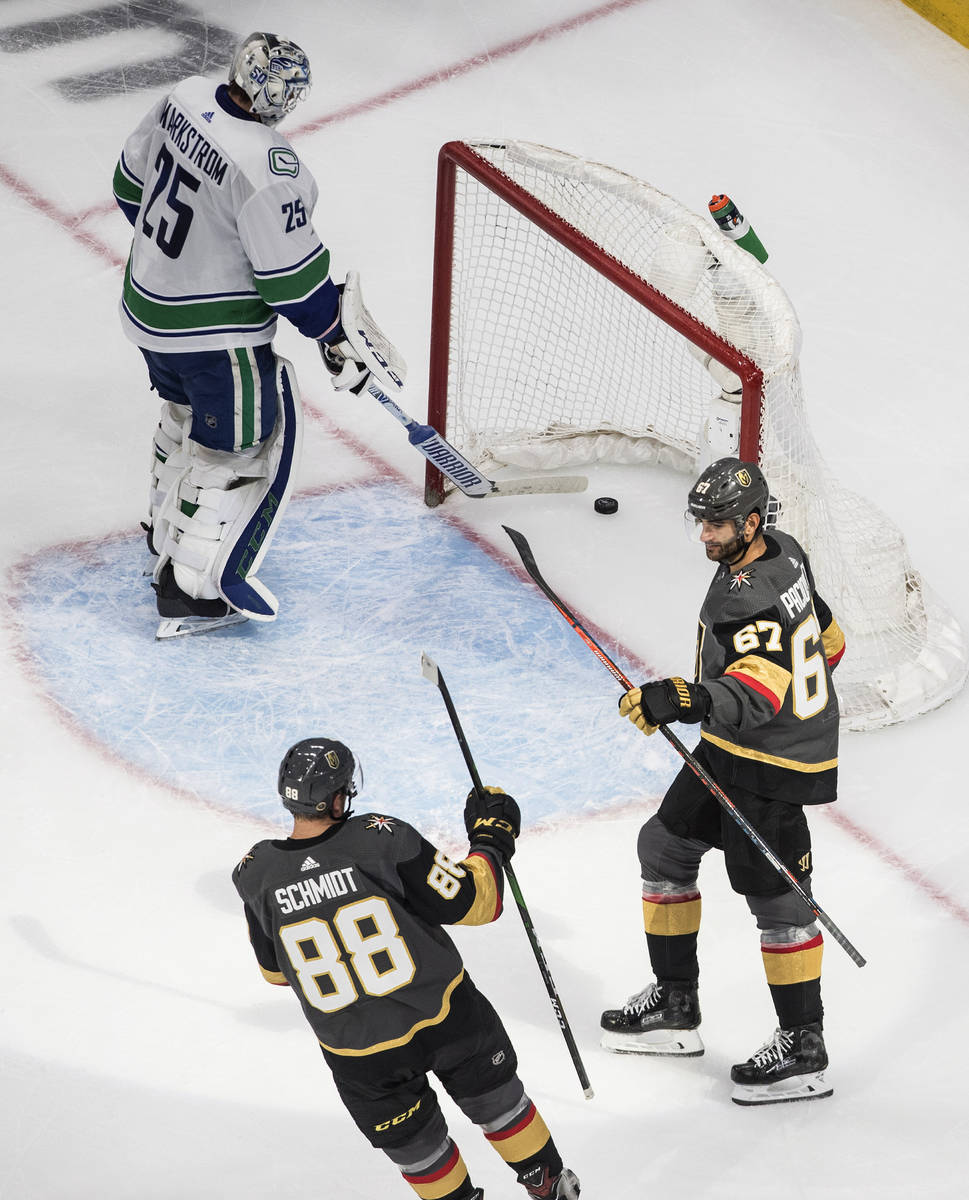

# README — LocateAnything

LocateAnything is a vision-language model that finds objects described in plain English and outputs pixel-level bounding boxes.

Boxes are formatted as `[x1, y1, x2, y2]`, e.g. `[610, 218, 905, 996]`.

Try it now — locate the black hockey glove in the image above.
[318, 337, 370, 395]
[619, 678, 711, 735]
[464, 786, 520, 862]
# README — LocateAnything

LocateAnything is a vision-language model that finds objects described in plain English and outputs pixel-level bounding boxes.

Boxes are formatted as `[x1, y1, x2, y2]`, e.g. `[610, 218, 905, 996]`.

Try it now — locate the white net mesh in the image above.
[436, 140, 968, 730]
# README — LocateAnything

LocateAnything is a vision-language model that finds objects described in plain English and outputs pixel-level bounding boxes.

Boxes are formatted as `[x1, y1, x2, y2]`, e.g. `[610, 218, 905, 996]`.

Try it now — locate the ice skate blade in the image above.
[732, 1070, 832, 1106]
[600, 1027, 704, 1057]
[155, 612, 249, 640]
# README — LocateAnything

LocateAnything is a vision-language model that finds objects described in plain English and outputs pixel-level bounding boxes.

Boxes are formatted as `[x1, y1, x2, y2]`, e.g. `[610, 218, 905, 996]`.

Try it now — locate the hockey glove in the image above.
[464, 786, 521, 862]
[619, 678, 711, 735]
[318, 337, 371, 395]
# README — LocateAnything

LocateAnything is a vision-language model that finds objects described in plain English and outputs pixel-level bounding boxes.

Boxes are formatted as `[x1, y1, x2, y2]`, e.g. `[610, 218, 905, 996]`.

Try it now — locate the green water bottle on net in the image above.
[708, 194, 768, 263]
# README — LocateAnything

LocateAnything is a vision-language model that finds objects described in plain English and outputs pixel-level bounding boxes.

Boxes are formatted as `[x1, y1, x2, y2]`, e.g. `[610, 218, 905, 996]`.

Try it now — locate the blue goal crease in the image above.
[12, 483, 678, 840]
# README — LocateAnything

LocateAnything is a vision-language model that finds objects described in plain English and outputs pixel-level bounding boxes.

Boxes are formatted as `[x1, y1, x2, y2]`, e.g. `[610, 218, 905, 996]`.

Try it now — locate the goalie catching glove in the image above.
[619, 677, 711, 735]
[464, 786, 520, 862]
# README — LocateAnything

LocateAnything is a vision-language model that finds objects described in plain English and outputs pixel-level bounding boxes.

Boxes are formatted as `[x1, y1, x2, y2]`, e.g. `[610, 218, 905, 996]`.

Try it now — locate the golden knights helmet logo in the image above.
[687, 458, 771, 528]
[278, 738, 358, 817]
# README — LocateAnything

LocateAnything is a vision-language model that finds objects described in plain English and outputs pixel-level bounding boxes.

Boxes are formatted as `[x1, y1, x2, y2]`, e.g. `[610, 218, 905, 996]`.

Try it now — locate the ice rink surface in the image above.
[2, 1, 969, 1196]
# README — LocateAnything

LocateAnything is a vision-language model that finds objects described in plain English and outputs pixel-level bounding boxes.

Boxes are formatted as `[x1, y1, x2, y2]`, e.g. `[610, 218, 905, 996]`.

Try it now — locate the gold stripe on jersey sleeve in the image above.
[724, 654, 792, 709]
[701, 730, 838, 773]
[455, 853, 501, 926]
[318, 970, 466, 1056]
[821, 616, 846, 663]
[259, 965, 289, 986]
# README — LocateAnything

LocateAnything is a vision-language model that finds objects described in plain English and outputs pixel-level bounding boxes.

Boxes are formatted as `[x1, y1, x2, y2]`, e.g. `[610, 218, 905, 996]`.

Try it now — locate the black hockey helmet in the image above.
[278, 738, 359, 819]
[687, 457, 772, 531]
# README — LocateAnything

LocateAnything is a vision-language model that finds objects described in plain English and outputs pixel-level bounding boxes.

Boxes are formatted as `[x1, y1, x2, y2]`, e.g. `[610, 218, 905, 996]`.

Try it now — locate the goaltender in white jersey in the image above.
[113, 32, 382, 638]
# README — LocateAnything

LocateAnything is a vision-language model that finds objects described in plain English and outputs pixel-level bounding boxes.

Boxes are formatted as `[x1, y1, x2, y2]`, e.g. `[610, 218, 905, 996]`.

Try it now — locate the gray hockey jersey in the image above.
[696, 529, 846, 805]
[232, 814, 504, 1057]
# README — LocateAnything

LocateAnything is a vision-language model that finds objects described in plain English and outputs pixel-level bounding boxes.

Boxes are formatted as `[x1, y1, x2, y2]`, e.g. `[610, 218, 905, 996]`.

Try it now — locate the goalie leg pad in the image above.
[153, 358, 303, 620]
[148, 401, 192, 552]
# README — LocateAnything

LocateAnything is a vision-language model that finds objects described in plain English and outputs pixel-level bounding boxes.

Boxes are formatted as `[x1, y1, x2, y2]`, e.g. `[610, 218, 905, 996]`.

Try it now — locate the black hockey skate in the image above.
[731, 1022, 832, 1105]
[151, 561, 248, 639]
[518, 1164, 580, 1199]
[600, 980, 703, 1056]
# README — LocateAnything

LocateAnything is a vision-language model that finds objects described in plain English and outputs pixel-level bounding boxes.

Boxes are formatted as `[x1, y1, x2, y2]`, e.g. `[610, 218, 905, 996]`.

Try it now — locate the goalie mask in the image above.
[278, 738, 360, 820]
[229, 33, 311, 126]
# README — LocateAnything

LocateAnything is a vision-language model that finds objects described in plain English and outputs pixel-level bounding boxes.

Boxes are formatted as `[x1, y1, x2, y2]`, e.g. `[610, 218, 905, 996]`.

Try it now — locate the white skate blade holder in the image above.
[600, 1027, 705, 1057]
[732, 1069, 833, 1106]
[155, 612, 249, 641]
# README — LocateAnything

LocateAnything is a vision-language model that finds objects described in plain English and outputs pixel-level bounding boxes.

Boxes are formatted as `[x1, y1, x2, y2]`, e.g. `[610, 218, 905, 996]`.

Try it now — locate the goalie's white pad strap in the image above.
[149, 402, 192, 523]
[153, 358, 303, 620]
[338, 270, 407, 393]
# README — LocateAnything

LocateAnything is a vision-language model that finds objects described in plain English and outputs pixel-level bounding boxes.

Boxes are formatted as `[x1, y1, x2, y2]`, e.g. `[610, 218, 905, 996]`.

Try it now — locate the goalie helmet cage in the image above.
[424, 139, 968, 731]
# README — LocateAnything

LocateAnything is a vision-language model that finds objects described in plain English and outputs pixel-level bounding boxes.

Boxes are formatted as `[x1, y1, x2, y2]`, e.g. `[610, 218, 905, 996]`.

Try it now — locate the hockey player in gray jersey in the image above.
[233, 738, 580, 1200]
[113, 33, 382, 638]
[601, 457, 846, 1105]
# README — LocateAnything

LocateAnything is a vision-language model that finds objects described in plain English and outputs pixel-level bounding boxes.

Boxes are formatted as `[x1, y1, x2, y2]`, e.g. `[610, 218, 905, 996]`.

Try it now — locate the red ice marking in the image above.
[822, 806, 969, 928]
[3, 0, 968, 932]
[0, 0, 650, 249]
[291, 0, 651, 135]
[6, 399, 969, 933]
[0, 162, 125, 268]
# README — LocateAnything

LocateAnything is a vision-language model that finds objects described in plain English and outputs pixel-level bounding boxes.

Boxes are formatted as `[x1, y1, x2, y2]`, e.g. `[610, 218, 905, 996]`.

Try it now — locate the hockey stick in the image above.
[501, 525, 867, 969]
[366, 379, 587, 499]
[420, 651, 595, 1099]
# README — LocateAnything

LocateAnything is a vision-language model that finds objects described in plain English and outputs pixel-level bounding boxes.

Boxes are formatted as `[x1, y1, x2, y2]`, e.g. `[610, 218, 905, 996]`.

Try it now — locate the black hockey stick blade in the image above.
[501, 527, 867, 969]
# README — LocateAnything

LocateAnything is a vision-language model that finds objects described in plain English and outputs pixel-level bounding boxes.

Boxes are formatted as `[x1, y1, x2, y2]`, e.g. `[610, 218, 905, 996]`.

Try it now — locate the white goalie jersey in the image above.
[113, 76, 340, 352]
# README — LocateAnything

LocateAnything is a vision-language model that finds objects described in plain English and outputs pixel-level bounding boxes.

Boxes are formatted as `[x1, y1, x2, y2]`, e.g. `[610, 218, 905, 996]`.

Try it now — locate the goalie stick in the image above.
[339, 272, 587, 500]
[364, 378, 587, 499]
[420, 651, 595, 1099]
[501, 525, 867, 970]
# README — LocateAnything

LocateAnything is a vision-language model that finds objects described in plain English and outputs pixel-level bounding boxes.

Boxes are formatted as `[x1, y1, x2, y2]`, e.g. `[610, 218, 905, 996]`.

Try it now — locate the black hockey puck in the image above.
[594, 496, 619, 514]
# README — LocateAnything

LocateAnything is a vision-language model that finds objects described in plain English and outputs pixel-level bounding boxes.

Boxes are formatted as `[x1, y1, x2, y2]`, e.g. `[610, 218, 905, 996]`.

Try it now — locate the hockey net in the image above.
[425, 139, 968, 731]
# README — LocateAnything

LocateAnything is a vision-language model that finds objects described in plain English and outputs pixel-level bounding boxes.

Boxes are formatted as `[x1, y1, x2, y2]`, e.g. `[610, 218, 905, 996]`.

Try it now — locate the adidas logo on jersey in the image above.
[300, 855, 320, 871]
[202, 110, 214, 122]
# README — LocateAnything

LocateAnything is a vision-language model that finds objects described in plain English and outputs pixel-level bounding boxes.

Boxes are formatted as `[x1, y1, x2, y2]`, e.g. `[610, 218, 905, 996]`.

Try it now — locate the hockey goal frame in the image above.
[418, 138, 969, 731]
[424, 139, 763, 506]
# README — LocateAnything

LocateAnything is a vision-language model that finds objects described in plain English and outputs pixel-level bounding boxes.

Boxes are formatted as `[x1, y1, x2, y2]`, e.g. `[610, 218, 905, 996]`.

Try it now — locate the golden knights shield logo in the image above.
[735, 468, 752, 487]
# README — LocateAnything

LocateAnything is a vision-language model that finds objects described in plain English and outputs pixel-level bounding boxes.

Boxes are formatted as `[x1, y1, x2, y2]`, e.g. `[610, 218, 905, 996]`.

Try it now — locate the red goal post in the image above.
[426, 139, 764, 506]
[424, 139, 968, 730]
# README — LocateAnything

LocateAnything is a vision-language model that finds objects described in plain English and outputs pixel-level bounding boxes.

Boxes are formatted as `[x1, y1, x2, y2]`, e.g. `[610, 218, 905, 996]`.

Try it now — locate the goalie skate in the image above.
[155, 611, 249, 640]
[600, 980, 704, 1056]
